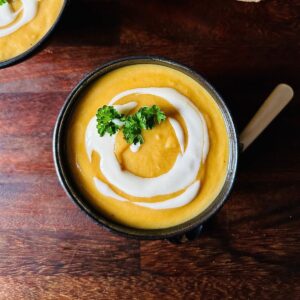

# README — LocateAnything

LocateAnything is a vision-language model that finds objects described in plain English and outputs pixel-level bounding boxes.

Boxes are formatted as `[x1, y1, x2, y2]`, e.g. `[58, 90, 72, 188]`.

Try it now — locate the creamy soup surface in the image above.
[0, 0, 64, 62]
[67, 64, 230, 229]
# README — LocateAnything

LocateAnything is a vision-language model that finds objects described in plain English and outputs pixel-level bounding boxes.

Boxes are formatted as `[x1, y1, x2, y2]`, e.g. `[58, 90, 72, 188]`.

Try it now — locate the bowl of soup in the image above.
[53, 56, 238, 240]
[0, 0, 67, 68]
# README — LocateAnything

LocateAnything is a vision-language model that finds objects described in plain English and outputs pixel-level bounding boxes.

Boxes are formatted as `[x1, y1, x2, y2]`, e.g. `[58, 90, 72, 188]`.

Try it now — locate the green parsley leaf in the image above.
[96, 105, 124, 137]
[123, 115, 144, 145]
[0, 0, 8, 5]
[95, 104, 166, 145]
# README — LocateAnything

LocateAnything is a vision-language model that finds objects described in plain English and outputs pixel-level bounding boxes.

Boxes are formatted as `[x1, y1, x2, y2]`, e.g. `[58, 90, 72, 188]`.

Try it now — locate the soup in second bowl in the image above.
[0, 0, 64, 63]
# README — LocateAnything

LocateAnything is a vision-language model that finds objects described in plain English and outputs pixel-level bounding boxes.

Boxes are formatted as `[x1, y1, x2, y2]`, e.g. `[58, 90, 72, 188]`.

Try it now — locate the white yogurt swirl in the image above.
[0, 0, 38, 38]
[85, 88, 209, 209]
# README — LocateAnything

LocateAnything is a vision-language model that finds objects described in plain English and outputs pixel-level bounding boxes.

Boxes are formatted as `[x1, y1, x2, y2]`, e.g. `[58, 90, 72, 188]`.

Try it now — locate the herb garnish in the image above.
[96, 105, 166, 145]
[96, 105, 125, 137]
[0, 0, 8, 5]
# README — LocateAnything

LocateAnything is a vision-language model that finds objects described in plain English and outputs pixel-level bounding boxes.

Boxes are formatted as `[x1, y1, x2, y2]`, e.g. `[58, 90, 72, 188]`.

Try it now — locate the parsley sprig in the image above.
[96, 105, 166, 145]
[0, 0, 8, 5]
[96, 105, 125, 137]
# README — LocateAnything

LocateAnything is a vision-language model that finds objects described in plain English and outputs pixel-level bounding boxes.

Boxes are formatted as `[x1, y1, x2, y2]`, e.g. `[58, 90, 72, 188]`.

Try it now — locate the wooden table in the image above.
[0, 0, 299, 298]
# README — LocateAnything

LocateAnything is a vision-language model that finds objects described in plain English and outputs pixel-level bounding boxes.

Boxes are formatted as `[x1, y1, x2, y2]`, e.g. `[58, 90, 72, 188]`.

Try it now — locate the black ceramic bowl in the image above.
[53, 56, 238, 241]
[0, 0, 68, 69]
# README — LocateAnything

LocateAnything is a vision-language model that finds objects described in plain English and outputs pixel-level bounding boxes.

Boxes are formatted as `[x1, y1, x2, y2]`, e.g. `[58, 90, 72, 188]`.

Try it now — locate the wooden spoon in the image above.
[240, 83, 294, 151]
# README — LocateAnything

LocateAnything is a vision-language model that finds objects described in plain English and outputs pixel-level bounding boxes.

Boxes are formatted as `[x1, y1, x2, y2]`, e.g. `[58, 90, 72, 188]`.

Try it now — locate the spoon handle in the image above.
[240, 83, 294, 151]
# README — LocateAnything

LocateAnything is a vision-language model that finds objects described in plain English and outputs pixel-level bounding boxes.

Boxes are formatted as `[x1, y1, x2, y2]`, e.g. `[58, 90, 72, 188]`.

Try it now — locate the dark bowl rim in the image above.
[53, 55, 239, 240]
[0, 0, 69, 69]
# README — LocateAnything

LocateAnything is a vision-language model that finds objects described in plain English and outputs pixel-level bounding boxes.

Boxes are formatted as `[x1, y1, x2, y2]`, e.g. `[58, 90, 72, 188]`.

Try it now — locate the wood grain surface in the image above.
[0, 0, 299, 299]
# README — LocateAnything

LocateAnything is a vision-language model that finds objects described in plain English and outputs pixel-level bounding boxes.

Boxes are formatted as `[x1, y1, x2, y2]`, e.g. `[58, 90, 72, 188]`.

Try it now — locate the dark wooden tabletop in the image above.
[0, 0, 299, 299]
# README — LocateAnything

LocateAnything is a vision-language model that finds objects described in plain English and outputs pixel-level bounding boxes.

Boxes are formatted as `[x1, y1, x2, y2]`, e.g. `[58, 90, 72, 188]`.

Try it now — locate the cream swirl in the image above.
[85, 88, 209, 209]
[0, 0, 38, 38]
